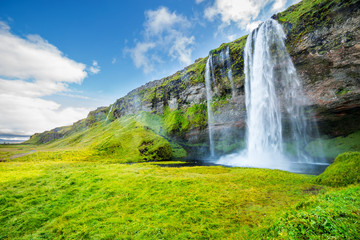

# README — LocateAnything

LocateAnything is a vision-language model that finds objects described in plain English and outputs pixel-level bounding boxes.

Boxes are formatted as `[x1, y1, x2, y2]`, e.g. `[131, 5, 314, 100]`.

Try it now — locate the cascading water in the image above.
[205, 54, 215, 157]
[218, 19, 325, 172]
[225, 46, 236, 97]
[105, 105, 113, 121]
[220, 47, 236, 97]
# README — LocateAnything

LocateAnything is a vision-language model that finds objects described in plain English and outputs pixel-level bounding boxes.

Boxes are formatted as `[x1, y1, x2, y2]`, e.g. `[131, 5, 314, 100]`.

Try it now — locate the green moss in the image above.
[212, 95, 231, 115]
[184, 57, 207, 85]
[336, 88, 352, 96]
[135, 111, 165, 135]
[20, 115, 173, 163]
[215, 139, 244, 154]
[306, 131, 360, 159]
[163, 107, 189, 134]
[184, 103, 207, 130]
[260, 184, 360, 239]
[170, 142, 187, 159]
[314, 152, 360, 187]
[161, 103, 208, 136]
[142, 88, 156, 103]
[275, 0, 359, 52]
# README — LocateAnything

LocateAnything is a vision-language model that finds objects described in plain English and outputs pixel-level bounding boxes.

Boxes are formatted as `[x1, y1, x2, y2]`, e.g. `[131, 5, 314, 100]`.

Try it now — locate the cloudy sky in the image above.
[0, 0, 300, 141]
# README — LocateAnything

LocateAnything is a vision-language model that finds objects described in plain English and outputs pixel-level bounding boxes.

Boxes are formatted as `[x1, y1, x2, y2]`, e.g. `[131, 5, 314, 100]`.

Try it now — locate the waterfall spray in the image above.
[218, 19, 324, 172]
[105, 105, 113, 121]
[225, 46, 236, 97]
[220, 47, 236, 97]
[205, 54, 215, 157]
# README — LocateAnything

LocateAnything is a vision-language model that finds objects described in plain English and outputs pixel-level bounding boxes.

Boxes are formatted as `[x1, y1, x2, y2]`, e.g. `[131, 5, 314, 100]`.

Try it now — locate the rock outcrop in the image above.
[277, 0, 360, 136]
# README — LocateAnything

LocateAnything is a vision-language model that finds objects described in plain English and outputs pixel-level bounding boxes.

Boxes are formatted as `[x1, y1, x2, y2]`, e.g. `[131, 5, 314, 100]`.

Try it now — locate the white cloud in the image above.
[0, 78, 67, 97]
[89, 60, 100, 74]
[0, 93, 89, 135]
[272, 0, 287, 11]
[127, 7, 195, 73]
[169, 36, 195, 65]
[227, 34, 237, 41]
[0, 22, 91, 135]
[0, 25, 87, 82]
[144, 7, 189, 36]
[204, 0, 292, 31]
[127, 42, 156, 74]
[112, 58, 117, 64]
[245, 20, 263, 32]
[59, 92, 90, 100]
[0, 21, 10, 31]
[195, 0, 205, 3]
[291, 0, 302, 5]
[205, 0, 261, 29]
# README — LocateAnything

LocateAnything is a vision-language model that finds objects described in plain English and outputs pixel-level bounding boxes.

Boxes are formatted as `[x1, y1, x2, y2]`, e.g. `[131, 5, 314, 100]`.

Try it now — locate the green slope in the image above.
[25, 113, 172, 163]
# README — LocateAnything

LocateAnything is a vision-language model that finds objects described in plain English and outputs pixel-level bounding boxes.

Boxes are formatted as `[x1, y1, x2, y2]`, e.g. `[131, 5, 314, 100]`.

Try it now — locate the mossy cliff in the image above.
[275, 0, 360, 137]
[29, 0, 360, 161]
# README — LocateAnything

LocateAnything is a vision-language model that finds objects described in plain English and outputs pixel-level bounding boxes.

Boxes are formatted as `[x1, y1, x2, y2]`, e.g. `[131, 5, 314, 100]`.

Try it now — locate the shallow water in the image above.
[155, 159, 330, 175]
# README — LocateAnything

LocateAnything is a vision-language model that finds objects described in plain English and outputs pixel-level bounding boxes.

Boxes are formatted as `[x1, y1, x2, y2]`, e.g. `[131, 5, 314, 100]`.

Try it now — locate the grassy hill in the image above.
[24, 113, 178, 163]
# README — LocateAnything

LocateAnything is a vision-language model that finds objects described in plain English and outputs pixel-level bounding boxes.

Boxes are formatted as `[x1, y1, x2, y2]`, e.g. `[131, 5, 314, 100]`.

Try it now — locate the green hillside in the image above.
[25, 113, 173, 163]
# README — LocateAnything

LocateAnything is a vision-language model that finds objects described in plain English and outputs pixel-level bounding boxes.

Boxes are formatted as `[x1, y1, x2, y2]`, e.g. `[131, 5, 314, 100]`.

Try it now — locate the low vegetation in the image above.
[25, 114, 173, 163]
[260, 184, 360, 239]
[306, 131, 360, 159]
[314, 151, 360, 187]
[1, 146, 359, 239]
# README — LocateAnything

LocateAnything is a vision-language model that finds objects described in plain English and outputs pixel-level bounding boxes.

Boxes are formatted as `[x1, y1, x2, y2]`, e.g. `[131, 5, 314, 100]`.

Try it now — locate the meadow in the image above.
[1, 145, 359, 239]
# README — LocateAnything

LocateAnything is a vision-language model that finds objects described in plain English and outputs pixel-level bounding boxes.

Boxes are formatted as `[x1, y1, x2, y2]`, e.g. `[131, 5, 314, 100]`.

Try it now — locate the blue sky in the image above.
[0, 0, 299, 139]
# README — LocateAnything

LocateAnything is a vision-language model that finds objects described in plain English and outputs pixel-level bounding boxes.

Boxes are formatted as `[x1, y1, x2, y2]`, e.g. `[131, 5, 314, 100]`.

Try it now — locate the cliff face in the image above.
[30, 0, 360, 159]
[277, 0, 360, 136]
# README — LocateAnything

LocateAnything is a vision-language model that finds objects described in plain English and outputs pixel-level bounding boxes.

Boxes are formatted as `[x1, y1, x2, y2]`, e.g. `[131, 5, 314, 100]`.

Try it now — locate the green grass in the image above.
[23, 111, 189, 162]
[21, 114, 173, 163]
[0, 159, 319, 239]
[259, 184, 360, 239]
[314, 152, 360, 187]
[1, 145, 359, 239]
[0, 144, 35, 161]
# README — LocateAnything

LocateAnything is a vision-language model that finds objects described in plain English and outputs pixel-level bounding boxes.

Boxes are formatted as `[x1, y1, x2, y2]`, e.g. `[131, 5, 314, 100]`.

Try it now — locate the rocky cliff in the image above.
[277, 0, 360, 137]
[29, 0, 360, 160]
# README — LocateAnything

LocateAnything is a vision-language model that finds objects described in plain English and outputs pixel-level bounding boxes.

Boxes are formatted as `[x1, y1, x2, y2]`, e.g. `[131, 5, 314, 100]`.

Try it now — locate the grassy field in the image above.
[1, 145, 359, 239]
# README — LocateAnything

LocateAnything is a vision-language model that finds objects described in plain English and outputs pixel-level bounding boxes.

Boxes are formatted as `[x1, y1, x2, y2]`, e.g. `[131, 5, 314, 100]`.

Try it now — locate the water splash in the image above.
[205, 54, 215, 157]
[218, 19, 324, 172]
[105, 105, 113, 121]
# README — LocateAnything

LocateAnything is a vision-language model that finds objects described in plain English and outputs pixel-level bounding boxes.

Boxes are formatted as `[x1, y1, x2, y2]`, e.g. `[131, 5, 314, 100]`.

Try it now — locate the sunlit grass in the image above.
[0, 159, 319, 239]
[1, 143, 359, 239]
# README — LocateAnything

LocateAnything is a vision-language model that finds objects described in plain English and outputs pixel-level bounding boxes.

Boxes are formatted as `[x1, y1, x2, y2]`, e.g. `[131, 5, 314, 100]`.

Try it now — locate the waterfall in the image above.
[105, 105, 113, 121]
[205, 54, 215, 157]
[225, 46, 236, 97]
[218, 19, 324, 172]
[220, 47, 236, 97]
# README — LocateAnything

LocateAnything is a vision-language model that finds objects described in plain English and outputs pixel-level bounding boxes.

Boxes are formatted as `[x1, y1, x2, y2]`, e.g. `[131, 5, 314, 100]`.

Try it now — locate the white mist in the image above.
[218, 19, 323, 172]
